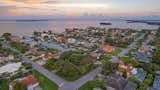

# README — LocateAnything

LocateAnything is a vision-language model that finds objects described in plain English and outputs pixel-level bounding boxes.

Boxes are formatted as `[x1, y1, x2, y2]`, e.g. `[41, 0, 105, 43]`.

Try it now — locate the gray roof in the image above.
[135, 68, 147, 82]
[153, 76, 160, 90]
[124, 81, 137, 90]
[132, 52, 152, 62]
[107, 73, 127, 90]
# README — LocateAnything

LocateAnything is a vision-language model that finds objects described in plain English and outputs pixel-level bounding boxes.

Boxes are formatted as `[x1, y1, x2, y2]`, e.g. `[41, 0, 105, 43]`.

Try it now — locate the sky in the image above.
[0, 0, 160, 19]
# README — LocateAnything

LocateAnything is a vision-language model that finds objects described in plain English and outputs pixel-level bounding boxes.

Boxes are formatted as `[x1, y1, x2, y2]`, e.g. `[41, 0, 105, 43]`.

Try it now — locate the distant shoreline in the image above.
[126, 20, 160, 26]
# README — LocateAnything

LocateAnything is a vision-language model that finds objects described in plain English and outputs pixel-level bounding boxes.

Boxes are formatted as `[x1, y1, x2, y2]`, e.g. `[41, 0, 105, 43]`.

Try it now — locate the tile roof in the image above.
[21, 75, 38, 85]
[102, 45, 115, 52]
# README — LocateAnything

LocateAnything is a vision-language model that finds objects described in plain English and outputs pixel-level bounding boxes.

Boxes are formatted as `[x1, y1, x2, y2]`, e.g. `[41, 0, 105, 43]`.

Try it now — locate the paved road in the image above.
[2, 42, 102, 90]
[2, 43, 66, 86]
[1, 33, 146, 90]
[58, 66, 102, 90]
[111, 33, 145, 63]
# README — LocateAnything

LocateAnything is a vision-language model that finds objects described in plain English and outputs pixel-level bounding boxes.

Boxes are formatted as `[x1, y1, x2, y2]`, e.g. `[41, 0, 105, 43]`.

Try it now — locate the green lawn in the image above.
[33, 70, 58, 90]
[99, 55, 110, 62]
[120, 56, 133, 63]
[0, 71, 58, 90]
[43, 51, 96, 81]
[0, 79, 10, 90]
[108, 47, 122, 56]
[78, 79, 106, 90]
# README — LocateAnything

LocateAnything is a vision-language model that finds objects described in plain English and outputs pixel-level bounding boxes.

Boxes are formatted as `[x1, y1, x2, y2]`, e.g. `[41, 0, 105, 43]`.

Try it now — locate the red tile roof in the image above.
[21, 75, 38, 85]
[138, 47, 146, 52]
[102, 45, 115, 52]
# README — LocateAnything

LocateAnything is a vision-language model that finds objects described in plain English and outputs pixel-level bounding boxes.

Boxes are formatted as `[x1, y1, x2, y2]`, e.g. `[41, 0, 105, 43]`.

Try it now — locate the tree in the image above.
[48, 30, 52, 35]
[33, 31, 41, 37]
[141, 63, 155, 73]
[144, 74, 153, 86]
[22, 62, 32, 69]
[102, 61, 118, 75]
[137, 83, 148, 90]
[2, 33, 11, 40]
[43, 35, 49, 41]
[152, 50, 160, 64]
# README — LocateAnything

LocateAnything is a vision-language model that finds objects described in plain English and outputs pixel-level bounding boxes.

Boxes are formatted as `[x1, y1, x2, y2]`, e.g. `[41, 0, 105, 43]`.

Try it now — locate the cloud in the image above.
[0, 0, 159, 17]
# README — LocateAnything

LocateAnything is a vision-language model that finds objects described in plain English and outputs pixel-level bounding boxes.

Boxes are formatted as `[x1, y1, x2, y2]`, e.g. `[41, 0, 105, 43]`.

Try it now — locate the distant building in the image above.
[10, 36, 21, 42]
[153, 76, 160, 90]
[9, 75, 40, 90]
[67, 38, 76, 44]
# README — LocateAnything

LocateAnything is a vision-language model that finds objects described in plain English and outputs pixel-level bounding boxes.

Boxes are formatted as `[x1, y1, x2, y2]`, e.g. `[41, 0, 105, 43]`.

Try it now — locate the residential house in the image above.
[44, 52, 59, 60]
[67, 38, 76, 44]
[9, 75, 40, 90]
[0, 62, 21, 76]
[135, 68, 147, 82]
[91, 49, 105, 59]
[102, 45, 115, 53]
[107, 73, 137, 90]
[10, 36, 21, 42]
[132, 52, 152, 62]
[106, 73, 128, 90]
[153, 76, 160, 90]
[118, 61, 137, 76]
[138, 47, 147, 53]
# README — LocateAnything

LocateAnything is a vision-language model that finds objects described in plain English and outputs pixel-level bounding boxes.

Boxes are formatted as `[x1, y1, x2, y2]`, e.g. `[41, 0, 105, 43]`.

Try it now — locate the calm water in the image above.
[0, 20, 159, 35]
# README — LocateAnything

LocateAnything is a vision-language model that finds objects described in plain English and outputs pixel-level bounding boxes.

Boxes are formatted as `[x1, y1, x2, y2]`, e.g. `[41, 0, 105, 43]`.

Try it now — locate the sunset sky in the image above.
[0, 0, 160, 19]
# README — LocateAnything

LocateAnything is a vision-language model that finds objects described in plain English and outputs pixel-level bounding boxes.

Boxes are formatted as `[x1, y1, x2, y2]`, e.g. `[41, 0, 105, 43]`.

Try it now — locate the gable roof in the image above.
[107, 73, 127, 90]
[21, 75, 38, 85]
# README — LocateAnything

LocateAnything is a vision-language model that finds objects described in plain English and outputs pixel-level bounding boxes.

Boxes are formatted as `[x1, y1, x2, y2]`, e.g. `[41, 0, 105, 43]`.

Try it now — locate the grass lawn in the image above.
[109, 47, 122, 56]
[78, 79, 106, 90]
[99, 55, 111, 62]
[120, 56, 133, 63]
[0, 70, 58, 90]
[33, 70, 58, 90]
[0, 79, 10, 90]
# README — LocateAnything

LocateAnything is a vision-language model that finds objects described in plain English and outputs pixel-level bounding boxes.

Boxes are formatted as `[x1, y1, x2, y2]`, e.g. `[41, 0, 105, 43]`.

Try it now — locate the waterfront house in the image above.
[9, 75, 40, 90]
[67, 38, 76, 44]
[10, 36, 22, 42]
